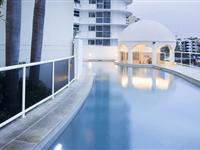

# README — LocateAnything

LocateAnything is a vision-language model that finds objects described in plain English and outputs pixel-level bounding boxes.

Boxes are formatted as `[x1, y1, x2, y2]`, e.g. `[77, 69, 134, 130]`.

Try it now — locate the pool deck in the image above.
[115, 61, 200, 87]
[154, 64, 200, 87]
[0, 67, 94, 150]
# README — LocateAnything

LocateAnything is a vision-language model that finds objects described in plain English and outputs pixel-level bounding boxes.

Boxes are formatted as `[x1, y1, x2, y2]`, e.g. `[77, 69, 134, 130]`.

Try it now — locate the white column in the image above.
[128, 47, 132, 64]
[152, 44, 157, 65]
[74, 38, 83, 79]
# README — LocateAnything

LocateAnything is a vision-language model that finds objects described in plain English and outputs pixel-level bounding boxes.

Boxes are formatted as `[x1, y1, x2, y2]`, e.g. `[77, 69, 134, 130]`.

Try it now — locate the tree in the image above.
[29, 0, 46, 83]
[175, 41, 181, 52]
[6, 0, 21, 66]
[4, 0, 22, 116]
[0, 0, 3, 6]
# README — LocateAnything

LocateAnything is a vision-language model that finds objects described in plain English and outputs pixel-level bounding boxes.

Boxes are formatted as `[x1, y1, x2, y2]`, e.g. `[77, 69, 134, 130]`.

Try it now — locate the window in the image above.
[102, 32, 110, 37]
[73, 24, 79, 31]
[89, 12, 96, 17]
[97, 4, 103, 9]
[74, 10, 80, 17]
[74, 0, 80, 3]
[96, 26, 103, 31]
[88, 26, 95, 31]
[97, 0, 103, 3]
[96, 32, 103, 37]
[103, 17, 110, 23]
[89, 0, 96, 4]
[96, 18, 103, 23]
[96, 12, 103, 17]
[103, 12, 110, 17]
[88, 40, 95, 45]
[103, 25, 110, 31]
[104, 2, 111, 9]
[96, 39, 103, 45]
[103, 39, 110, 46]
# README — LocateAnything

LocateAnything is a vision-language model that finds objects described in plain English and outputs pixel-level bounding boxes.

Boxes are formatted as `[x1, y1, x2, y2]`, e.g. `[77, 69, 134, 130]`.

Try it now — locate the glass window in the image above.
[89, 12, 96, 17]
[96, 18, 103, 23]
[103, 18, 110, 23]
[88, 26, 95, 31]
[96, 32, 103, 37]
[96, 12, 103, 17]
[97, 4, 103, 9]
[89, 0, 96, 4]
[96, 26, 103, 31]
[103, 39, 110, 46]
[103, 32, 110, 37]
[74, 10, 80, 17]
[104, 2, 111, 9]
[103, 25, 110, 31]
[88, 39, 95, 45]
[96, 39, 103, 45]
[103, 12, 110, 17]
[97, 0, 103, 3]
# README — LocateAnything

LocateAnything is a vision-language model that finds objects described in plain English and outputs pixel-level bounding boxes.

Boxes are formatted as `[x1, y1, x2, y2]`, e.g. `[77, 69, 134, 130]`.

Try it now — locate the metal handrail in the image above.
[0, 56, 74, 72]
[0, 55, 76, 128]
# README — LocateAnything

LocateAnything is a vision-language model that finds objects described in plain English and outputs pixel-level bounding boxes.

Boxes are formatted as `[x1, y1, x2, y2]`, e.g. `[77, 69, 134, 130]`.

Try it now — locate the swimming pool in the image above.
[49, 62, 200, 149]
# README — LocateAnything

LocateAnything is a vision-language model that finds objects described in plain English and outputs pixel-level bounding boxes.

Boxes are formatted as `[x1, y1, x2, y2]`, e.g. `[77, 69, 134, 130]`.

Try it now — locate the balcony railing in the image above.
[0, 56, 75, 128]
[175, 51, 200, 67]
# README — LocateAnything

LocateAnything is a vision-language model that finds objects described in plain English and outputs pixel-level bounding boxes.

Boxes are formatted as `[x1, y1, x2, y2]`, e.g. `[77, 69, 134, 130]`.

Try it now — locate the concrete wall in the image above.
[82, 45, 118, 60]
[0, 0, 74, 67]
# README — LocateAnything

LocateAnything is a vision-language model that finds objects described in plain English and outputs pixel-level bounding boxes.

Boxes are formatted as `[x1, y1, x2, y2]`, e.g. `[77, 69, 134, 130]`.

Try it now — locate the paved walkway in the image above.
[0, 67, 94, 150]
[155, 64, 200, 86]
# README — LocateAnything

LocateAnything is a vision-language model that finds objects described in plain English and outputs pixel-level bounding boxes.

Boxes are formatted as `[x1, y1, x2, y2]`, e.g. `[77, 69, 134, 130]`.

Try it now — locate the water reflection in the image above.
[118, 67, 173, 90]
[49, 69, 130, 150]
[49, 62, 200, 149]
[119, 67, 129, 88]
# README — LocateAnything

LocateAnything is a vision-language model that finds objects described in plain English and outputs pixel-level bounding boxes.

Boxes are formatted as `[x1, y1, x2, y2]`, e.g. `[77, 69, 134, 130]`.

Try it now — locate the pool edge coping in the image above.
[0, 66, 95, 150]
[114, 61, 200, 87]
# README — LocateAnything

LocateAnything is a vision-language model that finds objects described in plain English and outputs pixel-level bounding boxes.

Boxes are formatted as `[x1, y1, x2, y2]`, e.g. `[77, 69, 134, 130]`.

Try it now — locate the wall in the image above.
[0, 0, 74, 67]
[82, 45, 118, 60]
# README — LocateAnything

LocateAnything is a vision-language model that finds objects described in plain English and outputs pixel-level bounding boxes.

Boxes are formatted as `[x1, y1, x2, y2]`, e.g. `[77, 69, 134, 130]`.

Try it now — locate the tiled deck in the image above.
[0, 67, 94, 150]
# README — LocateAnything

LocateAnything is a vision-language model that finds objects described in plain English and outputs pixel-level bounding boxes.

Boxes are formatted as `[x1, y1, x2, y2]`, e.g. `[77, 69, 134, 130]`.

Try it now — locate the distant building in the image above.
[177, 37, 200, 53]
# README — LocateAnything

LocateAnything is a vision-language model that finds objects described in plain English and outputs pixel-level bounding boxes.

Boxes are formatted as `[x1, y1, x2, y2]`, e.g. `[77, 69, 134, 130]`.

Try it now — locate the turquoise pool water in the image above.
[49, 62, 200, 149]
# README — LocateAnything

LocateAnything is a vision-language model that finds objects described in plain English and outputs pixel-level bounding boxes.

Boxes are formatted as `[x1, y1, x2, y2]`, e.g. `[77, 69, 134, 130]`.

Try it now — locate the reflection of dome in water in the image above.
[119, 20, 176, 43]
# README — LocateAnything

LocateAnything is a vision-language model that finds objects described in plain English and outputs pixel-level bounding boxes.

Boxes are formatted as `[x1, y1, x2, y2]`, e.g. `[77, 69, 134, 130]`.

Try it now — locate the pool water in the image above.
[49, 62, 200, 149]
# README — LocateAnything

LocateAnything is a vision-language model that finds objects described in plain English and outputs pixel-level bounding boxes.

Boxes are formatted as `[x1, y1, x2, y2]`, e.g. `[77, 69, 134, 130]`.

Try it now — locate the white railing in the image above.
[0, 56, 76, 128]
[175, 51, 200, 68]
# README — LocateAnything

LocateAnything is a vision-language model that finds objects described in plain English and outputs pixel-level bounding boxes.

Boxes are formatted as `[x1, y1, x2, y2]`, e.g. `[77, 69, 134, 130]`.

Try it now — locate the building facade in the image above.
[74, 0, 132, 46]
[177, 37, 200, 53]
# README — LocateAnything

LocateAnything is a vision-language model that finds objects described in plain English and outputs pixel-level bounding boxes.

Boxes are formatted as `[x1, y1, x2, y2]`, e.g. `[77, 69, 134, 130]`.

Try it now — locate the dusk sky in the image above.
[128, 0, 200, 38]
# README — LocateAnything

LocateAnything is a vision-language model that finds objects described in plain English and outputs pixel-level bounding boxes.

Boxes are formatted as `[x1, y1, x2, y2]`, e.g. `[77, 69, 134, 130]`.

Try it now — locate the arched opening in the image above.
[132, 44, 152, 64]
[119, 44, 128, 63]
[156, 45, 173, 65]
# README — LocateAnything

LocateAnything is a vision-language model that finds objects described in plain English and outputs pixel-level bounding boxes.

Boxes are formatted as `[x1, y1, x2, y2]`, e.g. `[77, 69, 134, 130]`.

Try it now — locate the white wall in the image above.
[0, 0, 74, 67]
[82, 45, 118, 60]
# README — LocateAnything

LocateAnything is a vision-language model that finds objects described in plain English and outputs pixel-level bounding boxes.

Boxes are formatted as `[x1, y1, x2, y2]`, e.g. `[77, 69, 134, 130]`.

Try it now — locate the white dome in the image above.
[119, 20, 176, 42]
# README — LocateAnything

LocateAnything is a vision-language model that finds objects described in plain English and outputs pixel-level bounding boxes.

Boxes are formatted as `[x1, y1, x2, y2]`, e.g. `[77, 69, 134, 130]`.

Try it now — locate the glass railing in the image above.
[0, 56, 75, 128]
[175, 51, 200, 67]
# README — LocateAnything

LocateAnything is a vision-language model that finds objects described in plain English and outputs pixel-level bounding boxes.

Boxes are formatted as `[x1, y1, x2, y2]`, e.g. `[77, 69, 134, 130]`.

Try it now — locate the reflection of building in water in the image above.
[132, 68, 173, 90]
[118, 67, 173, 90]
[118, 66, 129, 88]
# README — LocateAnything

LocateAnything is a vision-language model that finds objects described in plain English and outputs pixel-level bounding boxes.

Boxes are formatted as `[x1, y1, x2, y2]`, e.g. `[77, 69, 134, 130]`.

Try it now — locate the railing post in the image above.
[22, 66, 26, 118]
[52, 61, 55, 99]
[68, 58, 71, 83]
[181, 52, 183, 65]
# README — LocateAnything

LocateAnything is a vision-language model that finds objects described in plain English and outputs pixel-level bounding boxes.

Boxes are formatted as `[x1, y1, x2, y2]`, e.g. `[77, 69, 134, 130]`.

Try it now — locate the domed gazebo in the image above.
[118, 20, 176, 65]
